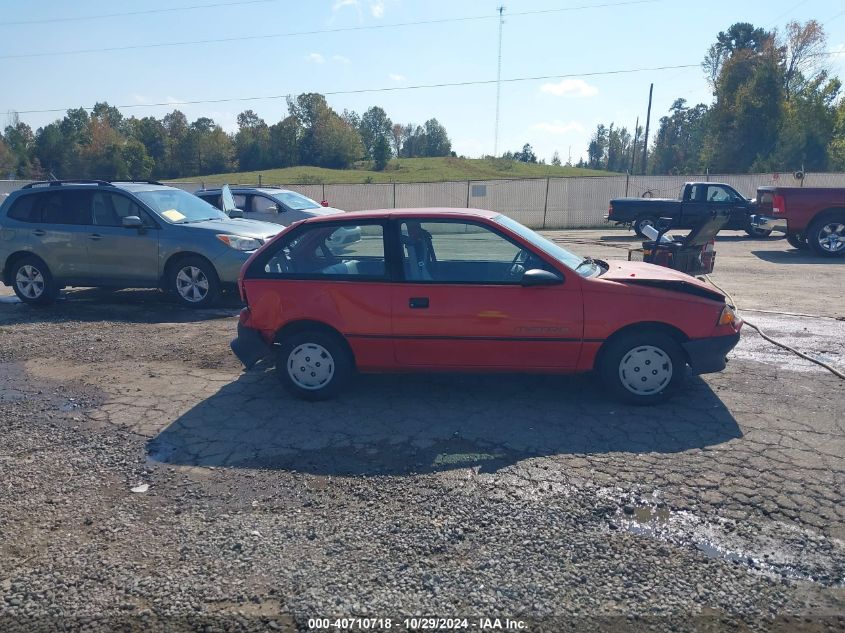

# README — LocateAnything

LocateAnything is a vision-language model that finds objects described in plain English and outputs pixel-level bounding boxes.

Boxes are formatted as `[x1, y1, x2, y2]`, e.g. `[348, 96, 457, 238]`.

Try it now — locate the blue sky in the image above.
[2, 0, 845, 164]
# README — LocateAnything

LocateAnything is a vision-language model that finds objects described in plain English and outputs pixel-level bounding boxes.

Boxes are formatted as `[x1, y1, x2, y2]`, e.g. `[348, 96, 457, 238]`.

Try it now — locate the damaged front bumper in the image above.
[683, 333, 741, 375]
[230, 322, 273, 369]
[749, 215, 788, 233]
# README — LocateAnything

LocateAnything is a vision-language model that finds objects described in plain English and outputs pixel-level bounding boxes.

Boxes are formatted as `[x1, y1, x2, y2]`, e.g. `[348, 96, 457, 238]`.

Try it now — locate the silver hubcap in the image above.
[287, 343, 335, 390]
[176, 266, 209, 302]
[619, 345, 673, 396]
[15, 265, 45, 299]
[817, 222, 845, 253]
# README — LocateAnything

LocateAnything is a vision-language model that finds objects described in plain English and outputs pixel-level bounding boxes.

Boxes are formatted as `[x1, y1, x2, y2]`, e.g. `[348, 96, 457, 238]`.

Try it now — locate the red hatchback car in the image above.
[231, 209, 742, 405]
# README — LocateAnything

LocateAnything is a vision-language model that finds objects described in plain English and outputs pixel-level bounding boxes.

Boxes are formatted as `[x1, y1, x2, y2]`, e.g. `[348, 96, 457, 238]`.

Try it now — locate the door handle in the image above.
[89, 234, 104, 241]
[409, 297, 429, 309]
[32, 229, 46, 236]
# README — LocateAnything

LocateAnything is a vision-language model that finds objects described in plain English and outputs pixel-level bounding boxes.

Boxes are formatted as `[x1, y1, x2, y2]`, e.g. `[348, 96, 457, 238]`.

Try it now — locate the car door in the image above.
[87, 191, 160, 283]
[704, 184, 742, 224]
[390, 218, 584, 370]
[34, 190, 96, 281]
[679, 184, 710, 228]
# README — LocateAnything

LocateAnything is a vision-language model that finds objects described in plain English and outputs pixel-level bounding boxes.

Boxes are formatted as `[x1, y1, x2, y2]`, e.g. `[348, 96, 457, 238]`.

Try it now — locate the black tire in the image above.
[806, 214, 845, 258]
[598, 330, 686, 405]
[633, 216, 658, 238]
[10, 255, 59, 306]
[786, 232, 809, 250]
[744, 224, 773, 238]
[275, 330, 353, 400]
[168, 255, 220, 308]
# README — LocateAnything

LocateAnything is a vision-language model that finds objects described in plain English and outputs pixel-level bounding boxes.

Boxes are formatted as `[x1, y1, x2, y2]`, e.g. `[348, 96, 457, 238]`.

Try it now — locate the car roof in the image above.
[301, 208, 501, 223]
[15, 181, 180, 194]
[197, 187, 300, 195]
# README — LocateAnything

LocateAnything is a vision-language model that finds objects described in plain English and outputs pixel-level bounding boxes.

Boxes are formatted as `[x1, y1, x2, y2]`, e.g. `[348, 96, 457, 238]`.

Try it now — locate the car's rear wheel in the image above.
[169, 256, 220, 307]
[633, 216, 658, 238]
[786, 232, 809, 250]
[598, 330, 686, 405]
[806, 214, 845, 257]
[275, 330, 353, 400]
[11, 255, 59, 306]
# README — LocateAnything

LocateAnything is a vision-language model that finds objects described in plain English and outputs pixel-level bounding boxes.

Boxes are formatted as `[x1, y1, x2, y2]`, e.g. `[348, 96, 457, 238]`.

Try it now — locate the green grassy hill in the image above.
[179, 157, 614, 185]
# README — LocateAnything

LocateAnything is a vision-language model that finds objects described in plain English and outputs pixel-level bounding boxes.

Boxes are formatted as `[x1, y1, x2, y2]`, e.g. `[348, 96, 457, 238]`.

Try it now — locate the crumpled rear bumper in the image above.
[230, 322, 272, 369]
[683, 333, 741, 375]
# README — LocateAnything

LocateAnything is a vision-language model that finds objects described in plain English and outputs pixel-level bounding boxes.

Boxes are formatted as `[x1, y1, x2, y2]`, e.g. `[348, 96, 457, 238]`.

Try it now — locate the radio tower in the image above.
[493, 6, 505, 157]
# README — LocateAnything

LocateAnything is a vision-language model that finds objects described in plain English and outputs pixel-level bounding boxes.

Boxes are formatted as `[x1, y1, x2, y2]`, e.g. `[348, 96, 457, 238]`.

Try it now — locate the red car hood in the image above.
[599, 260, 725, 302]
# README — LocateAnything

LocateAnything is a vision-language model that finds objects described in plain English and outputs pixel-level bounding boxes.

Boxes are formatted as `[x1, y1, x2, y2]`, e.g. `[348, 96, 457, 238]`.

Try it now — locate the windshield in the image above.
[272, 191, 321, 211]
[135, 189, 229, 224]
[493, 214, 596, 276]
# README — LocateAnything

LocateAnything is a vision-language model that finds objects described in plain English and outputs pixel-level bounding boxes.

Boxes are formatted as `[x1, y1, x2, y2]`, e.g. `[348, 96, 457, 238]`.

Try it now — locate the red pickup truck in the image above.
[751, 186, 845, 257]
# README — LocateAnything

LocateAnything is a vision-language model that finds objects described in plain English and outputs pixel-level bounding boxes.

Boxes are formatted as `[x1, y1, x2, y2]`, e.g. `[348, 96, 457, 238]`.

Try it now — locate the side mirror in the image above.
[122, 216, 143, 228]
[521, 269, 563, 287]
[320, 200, 330, 207]
[228, 209, 244, 219]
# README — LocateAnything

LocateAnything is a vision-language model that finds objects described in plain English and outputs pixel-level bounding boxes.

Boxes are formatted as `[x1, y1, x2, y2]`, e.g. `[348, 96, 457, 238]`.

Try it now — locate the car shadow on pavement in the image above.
[751, 250, 845, 265]
[0, 288, 242, 324]
[148, 368, 742, 476]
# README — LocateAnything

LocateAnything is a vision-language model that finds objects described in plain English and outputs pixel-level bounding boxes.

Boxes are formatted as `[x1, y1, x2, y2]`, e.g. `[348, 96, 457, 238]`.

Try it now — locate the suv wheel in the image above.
[807, 215, 845, 257]
[170, 256, 220, 307]
[633, 217, 657, 238]
[11, 255, 58, 306]
[275, 330, 353, 400]
[598, 330, 686, 405]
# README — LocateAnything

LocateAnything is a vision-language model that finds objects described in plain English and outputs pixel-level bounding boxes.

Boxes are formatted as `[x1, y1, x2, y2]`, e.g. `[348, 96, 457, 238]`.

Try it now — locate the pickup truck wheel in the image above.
[275, 330, 353, 400]
[598, 331, 686, 405]
[807, 215, 845, 257]
[633, 217, 657, 238]
[744, 225, 773, 238]
[786, 233, 809, 250]
[11, 255, 59, 306]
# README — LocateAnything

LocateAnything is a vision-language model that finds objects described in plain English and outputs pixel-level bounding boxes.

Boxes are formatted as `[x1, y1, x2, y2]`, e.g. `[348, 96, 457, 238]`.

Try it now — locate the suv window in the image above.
[40, 191, 92, 225]
[400, 220, 543, 284]
[253, 196, 278, 213]
[92, 192, 155, 227]
[7, 194, 41, 222]
[262, 222, 382, 278]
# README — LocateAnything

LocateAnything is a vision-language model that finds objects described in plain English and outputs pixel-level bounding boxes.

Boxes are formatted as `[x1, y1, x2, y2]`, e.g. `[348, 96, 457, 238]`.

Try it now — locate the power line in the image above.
[0, 0, 662, 60]
[4, 63, 701, 116]
[0, 0, 279, 26]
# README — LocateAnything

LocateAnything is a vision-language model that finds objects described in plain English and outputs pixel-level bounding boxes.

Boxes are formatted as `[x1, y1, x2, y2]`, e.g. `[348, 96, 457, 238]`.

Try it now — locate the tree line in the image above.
[0, 93, 453, 181]
[579, 20, 845, 175]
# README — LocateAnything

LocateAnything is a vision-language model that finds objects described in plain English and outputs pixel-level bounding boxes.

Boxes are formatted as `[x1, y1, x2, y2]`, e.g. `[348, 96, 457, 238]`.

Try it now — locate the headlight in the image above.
[217, 234, 262, 251]
[718, 304, 739, 327]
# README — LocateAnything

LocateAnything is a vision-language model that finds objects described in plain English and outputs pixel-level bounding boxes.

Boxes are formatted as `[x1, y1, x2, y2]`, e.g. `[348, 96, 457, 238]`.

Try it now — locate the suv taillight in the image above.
[773, 194, 786, 214]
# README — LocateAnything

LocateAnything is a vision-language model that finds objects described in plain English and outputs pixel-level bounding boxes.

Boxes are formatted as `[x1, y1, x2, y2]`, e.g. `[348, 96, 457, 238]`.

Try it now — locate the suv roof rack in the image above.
[22, 179, 114, 189]
[110, 180, 165, 186]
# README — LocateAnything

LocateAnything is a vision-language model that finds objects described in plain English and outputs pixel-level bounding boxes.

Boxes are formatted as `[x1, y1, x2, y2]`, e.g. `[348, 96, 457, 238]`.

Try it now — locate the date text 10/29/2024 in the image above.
[307, 617, 528, 630]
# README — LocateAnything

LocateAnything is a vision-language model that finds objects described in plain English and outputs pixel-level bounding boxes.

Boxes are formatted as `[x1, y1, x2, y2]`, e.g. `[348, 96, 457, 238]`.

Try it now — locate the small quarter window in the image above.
[6, 195, 40, 222]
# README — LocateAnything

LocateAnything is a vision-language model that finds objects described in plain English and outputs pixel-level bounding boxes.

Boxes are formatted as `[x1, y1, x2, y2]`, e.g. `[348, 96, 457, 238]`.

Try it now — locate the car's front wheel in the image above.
[598, 330, 686, 405]
[744, 223, 773, 238]
[169, 256, 220, 307]
[275, 330, 353, 400]
[11, 255, 59, 306]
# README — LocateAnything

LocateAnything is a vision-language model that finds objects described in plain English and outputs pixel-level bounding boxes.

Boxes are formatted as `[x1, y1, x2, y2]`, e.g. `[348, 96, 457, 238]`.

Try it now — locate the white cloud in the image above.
[332, 54, 351, 64]
[370, 0, 385, 17]
[388, 73, 406, 82]
[531, 121, 585, 135]
[539, 79, 599, 97]
[306, 52, 325, 64]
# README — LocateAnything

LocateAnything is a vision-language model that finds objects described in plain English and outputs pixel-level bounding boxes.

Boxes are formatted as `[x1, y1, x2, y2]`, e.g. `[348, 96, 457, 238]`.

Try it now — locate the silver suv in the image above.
[0, 180, 281, 307]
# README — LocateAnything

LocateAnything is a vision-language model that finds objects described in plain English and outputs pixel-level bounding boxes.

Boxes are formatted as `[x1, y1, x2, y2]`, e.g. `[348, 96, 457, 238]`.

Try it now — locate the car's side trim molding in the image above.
[347, 334, 603, 343]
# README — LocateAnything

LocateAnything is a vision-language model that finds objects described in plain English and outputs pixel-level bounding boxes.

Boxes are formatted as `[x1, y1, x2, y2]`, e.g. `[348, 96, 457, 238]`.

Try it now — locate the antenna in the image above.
[493, 5, 505, 157]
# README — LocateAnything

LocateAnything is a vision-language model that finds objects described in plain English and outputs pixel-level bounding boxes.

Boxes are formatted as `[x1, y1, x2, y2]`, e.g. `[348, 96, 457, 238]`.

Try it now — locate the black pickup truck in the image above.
[606, 182, 768, 237]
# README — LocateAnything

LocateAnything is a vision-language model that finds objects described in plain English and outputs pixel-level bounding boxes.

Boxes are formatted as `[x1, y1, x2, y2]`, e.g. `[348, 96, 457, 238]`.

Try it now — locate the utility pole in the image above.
[629, 116, 639, 174]
[493, 6, 505, 157]
[641, 84, 653, 175]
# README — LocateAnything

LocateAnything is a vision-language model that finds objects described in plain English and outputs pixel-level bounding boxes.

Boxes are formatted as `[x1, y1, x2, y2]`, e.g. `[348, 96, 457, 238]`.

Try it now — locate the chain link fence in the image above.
[3, 172, 845, 229]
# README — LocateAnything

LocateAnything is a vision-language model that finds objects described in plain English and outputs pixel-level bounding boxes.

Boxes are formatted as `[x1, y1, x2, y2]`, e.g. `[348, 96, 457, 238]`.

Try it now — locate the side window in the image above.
[253, 196, 278, 213]
[706, 186, 732, 203]
[400, 221, 540, 284]
[40, 191, 92, 225]
[262, 223, 384, 278]
[233, 194, 248, 211]
[688, 185, 703, 202]
[92, 192, 154, 227]
[200, 194, 222, 210]
[6, 195, 40, 222]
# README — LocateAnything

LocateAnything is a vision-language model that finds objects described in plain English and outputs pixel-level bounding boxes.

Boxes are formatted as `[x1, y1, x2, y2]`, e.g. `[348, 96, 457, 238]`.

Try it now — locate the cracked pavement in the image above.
[0, 229, 843, 632]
